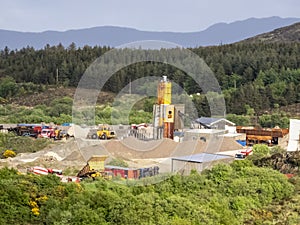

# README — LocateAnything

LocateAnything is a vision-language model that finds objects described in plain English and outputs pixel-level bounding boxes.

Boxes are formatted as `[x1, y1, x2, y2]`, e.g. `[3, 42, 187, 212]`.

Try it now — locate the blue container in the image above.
[236, 140, 246, 147]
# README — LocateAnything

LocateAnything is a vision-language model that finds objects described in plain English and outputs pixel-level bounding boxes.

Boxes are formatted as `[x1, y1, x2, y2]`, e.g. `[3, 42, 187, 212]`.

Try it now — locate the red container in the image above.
[114, 169, 125, 178]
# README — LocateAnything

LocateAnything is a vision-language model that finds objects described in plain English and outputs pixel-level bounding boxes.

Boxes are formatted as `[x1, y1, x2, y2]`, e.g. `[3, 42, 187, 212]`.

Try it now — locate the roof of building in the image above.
[195, 117, 235, 126]
[172, 153, 233, 163]
[105, 165, 137, 170]
[220, 133, 244, 137]
[185, 129, 224, 134]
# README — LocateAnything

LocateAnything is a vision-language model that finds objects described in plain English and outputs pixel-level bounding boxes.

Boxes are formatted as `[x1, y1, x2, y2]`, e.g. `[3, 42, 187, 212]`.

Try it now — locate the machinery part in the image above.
[200, 136, 206, 142]
[91, 133, 98, 139]
[101, 133, 107, 140]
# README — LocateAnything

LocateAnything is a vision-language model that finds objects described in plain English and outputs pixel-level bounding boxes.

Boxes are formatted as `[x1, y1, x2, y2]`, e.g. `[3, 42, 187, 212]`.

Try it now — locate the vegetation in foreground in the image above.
[0, 155, 299, 225]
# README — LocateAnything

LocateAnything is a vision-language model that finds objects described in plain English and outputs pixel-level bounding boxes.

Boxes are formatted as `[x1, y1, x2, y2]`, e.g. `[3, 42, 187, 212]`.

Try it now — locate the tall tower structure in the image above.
[154, 76, 174, 139]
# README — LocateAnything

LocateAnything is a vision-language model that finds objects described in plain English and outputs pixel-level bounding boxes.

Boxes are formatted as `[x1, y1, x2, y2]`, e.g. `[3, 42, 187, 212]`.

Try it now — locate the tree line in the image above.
[0, 42, 300, 116]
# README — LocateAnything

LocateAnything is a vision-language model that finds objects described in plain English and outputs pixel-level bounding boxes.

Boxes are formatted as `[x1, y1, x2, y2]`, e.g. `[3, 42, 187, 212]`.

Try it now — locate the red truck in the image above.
[241, 148, 253, 156]
[40, 128, 55, 138]
[235, 148, 253, 159]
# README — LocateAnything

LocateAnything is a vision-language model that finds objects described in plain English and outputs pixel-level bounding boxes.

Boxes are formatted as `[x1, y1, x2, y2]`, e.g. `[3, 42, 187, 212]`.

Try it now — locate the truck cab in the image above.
[40, 128, 55, 138]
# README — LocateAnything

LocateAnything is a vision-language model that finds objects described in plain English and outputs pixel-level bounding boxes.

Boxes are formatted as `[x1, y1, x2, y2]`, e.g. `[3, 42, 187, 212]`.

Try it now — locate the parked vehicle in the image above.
[241, 148, 253, 156]
[27, 166, 79, 182]
[55, 124, 75, 139]
[235, 153, 245, 159]
[8, 124, 44, 138]
[27, 166, 62, 178]
[28, 166, 49, 175]
[86, 124, 116, 139]
[40, 128, 55, 138]
[131, 123, 148, 130]
[235, 148, 253, 159]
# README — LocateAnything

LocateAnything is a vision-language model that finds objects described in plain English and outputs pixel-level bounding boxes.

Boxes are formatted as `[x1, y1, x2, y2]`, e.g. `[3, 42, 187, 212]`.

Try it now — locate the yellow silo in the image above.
[157, 76, 172, 105]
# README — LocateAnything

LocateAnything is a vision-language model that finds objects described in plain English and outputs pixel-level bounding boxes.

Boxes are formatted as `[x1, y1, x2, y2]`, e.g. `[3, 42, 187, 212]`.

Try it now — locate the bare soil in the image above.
[0, 136, 243, 174]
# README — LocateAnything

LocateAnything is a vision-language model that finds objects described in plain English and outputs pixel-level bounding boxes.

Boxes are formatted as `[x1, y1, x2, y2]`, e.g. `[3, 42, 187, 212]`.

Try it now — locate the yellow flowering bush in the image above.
[36, 195, 48, 203]
[31, 207, 40, 216]
[3, 149, 16, 158]
[29, 200, 38, 208]
[29, 200, 40, 215]
[28, 195, 48, 216]
[75, 182, 83, 192]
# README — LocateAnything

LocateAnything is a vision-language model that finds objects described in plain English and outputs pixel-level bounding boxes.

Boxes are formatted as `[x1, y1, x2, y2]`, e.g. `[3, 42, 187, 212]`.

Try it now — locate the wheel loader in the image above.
[86, 124, 116, 140]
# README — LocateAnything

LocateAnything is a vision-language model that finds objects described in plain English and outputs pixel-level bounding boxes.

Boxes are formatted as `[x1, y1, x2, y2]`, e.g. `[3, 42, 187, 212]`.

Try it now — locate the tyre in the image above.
[91, 134, 98, 139]
[101, 134, 107, 140]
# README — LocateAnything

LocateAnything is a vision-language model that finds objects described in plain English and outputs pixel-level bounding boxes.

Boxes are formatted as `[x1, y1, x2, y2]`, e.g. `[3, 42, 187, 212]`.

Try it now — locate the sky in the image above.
[0, 0, 299, 32]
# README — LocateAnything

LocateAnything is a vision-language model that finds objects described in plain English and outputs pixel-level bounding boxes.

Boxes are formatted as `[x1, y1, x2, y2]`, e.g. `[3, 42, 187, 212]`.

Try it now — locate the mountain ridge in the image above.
[1, 16, 300, 49]
[239, 22, 300, 43]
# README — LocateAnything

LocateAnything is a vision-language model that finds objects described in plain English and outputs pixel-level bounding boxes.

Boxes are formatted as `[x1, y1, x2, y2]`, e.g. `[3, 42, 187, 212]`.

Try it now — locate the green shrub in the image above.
[252, 144, 270, 158]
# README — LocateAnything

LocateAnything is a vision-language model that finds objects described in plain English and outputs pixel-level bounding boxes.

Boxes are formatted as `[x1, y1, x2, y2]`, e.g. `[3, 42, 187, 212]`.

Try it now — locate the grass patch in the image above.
[0, 133, 52, 158]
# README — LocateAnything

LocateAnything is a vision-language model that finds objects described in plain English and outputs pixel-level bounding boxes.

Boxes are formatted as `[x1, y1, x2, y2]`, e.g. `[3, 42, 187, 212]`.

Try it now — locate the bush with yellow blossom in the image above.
[2, 149, 16, 158]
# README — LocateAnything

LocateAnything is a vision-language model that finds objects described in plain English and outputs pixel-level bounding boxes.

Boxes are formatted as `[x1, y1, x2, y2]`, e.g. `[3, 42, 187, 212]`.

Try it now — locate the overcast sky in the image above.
[0, 0, 299, 32]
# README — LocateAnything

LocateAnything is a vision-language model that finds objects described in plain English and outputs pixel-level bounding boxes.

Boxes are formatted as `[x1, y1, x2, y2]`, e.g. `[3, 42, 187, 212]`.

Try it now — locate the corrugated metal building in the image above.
[172, 153, 233, 175]
[105, 165, 160, 179]
[184, 129, 225, 141]
[193, 117, 235, 129]
[105, 165, 138, 179]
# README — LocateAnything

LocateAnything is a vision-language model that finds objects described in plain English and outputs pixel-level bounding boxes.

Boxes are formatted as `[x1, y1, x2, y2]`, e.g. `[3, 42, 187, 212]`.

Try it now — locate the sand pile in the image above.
[100, 136, 242, 160]
[0, 135, 242, 173]
[219, 137, 244, 151]
[103, 137, 178, 159]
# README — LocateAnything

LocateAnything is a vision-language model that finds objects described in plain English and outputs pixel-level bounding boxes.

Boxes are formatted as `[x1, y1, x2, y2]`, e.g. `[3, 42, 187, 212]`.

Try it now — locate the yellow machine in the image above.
[87, 124, 116, 139]
[96, 124, 116, 140]
[54, 129, 68, 140]
[77, 155, 112, 180]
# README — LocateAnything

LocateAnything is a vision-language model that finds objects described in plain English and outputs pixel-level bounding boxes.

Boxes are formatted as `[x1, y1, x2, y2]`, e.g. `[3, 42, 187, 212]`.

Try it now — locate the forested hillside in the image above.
[0, 42, 300, 118]
[242, 22, 300, 43]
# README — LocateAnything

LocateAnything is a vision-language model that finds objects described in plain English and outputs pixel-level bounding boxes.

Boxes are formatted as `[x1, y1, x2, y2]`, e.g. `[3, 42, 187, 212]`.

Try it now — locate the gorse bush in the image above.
[2, 149, 16, 158]
[0, 159, 297, 225]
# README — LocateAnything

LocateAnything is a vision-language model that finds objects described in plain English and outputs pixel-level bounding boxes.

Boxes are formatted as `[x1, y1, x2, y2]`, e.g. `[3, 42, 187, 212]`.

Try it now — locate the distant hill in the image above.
[1, 16, 300, 49]
[240, 22, 300, 43]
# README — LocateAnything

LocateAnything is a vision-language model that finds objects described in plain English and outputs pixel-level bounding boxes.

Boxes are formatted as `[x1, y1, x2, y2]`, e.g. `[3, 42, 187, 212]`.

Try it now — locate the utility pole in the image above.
[56, 68, 59, 85]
